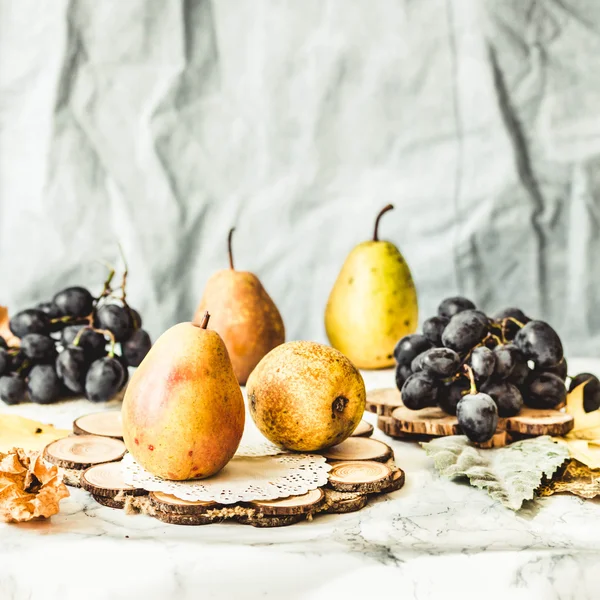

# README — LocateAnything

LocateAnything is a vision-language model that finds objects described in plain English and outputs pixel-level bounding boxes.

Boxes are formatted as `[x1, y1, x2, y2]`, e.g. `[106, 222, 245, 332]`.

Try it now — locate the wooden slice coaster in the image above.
[249, 489, 325, 516]
[93, 494, 125, 509]
[323, 488, 368, 514]
[152, 511, 219, 526]
[387, 406, 459, 437]
[351, 420, 374, 438]
[321, 437, 393, 463]
[43, 435, 126, 470]
[365, 388, 403, 416]
[505, 408, 574, 436]
[73, 412, 123, 439]
[328, 461, 393, 493]
[473, 431, 509, 449]
[236, 514, 304, 528]
[81, 462, 146, 499]
[378, 468, 405, 494]
[149, 491, 219, 516]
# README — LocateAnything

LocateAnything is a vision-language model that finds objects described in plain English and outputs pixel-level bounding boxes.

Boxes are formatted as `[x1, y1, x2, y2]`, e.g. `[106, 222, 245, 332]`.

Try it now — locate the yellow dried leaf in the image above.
[0, 447, 69, 523]
[566, 379, 600, 435]
[0, 305, 19, 347]
[538, 459, 600, 499]
[0, 415, 71, 453]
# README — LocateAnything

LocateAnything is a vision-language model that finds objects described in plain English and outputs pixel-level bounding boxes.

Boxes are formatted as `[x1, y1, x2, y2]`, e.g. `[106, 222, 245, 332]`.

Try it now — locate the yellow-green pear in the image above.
[325, 204, 418, 369]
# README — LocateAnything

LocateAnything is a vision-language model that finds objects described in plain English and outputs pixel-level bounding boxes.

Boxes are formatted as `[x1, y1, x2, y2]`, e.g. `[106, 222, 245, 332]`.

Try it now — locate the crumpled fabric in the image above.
[0, 0, 598, 354]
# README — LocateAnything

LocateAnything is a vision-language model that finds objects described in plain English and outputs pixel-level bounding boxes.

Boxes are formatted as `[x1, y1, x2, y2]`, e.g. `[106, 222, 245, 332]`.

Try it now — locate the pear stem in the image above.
[228, 228, 235, 270]
[373, 204, 394, 242]
[199, 311, 210, 329]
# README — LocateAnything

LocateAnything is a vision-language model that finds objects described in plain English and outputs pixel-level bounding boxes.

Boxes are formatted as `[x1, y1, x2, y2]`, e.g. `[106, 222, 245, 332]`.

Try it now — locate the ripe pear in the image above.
[247, 341, 366, 451]
[193, 228, 285, 385]
[325, 204, 418, 369]
[121, 313, 245, 481]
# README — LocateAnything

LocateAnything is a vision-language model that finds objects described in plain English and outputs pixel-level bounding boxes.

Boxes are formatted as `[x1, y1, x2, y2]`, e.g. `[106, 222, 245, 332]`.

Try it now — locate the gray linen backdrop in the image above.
[1, 0, 599, 356]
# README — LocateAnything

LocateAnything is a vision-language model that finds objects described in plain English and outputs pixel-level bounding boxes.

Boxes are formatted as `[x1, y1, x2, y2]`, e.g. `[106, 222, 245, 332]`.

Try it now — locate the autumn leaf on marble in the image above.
[538, 459, 600, 499]
[421, 435, 569, 510]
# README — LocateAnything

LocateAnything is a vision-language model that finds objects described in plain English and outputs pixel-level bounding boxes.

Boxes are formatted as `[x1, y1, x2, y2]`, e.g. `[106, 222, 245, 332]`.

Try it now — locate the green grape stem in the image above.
[463, 364, 477, 395]
[93, 328, 117, 357]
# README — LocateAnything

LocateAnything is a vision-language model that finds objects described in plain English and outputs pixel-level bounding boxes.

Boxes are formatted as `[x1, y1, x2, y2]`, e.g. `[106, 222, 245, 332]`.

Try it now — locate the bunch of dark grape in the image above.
[0, 266, 152, 406]
[394, 296, 599, 443]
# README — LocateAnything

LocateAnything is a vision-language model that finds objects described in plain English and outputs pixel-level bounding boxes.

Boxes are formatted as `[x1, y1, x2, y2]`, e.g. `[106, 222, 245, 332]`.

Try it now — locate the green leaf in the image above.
[421, 435, 570, 510]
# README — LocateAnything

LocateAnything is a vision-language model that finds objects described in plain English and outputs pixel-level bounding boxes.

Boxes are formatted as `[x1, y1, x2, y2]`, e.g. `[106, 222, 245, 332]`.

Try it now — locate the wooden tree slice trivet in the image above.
[81, 462, 147, 500]
[149, 491, 219, 516]
[73, 412, 123, 439]
[351, 420, 374, 438]
[473, 431, 509, 449]
[43, 435, 126, 470]
[388, 406, 459, 437]
[323, 489, 369, 514]
[248, 489, 325, 516]
[365, 388, 403, 416]
[321, 437, 393, 463]
[93, 494, 127, 509]
[377, 468, 405, 494]
[235, 514, 304, 528]
[504, 408, 574, 436]
[328, 461, 393, 493]
[152, 511, 221, 526]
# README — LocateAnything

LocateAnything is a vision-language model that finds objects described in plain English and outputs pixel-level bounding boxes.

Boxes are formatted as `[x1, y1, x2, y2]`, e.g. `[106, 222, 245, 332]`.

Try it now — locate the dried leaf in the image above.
[422, 435, 569, 510]
[0, 415, 71, 453]
[538, 459, 600, 499]
[565, 379, 600, 440]
[0, 447, 69, 523]
[0, 305, 19, 347]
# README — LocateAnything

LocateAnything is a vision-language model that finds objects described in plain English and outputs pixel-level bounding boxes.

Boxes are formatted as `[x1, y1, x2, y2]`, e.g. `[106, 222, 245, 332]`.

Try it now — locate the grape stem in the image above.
[373, 204, 394, 242]
[499, 316, 525, 343]
[94, 328, 117, 357]
[462, 364, 477, 395]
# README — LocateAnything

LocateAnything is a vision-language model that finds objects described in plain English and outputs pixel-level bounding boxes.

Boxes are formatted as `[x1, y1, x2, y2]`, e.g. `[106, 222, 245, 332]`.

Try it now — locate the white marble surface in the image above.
[2, 362, 600, 600]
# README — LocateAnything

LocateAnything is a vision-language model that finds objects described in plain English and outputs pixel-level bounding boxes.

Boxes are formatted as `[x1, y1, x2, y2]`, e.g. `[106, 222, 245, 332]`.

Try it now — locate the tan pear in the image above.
[193, 228, 285, 385]
[247, 341, 366, 451]
[121, 314, 245, 480]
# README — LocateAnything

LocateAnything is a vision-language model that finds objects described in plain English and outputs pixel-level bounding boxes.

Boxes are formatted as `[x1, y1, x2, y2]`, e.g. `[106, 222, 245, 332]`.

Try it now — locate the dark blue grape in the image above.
[441, 310, 488, 353]
[514, 321, 563, 369]
[95, 305, 133, 342]
[569, 373, 600, 413]
[27, 364, 61, 404]
[470, 346, 495, 381]
[421, 347, 460, 379]
[438, 297, 476, 319]
[0, 336, 8, 350]
[525, 372, 566, 409]
[62, 326, 107, 361]
[0, 374, 27, 405]
[541, 358, 568, 382]
[411, 353, 424, 373]
[20, 334, 57, 364]
[85, 357, 125, 402]
[438, 377, 470, 415]
[394, 334, 432, 368]
[9, 309, 50, 338]
[401, 372, 439, 410]
[122, 329, 151, 367]
[56, 346, 88, 394]
[395, 363, 412, 391]
[481, 380, 523, 417]
[0, 349, 7, 376]
[128, 307, 142, 329]
[422, 316, 449, 346]
[116, 354, 130, 390]
[53, 286, 94, 318]
[494, 307, 530, 340]
[457, 392, 498, 443]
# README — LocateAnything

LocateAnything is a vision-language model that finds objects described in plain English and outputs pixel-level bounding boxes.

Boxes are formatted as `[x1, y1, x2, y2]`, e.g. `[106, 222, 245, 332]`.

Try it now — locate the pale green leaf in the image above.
[421, 435, 569, 510]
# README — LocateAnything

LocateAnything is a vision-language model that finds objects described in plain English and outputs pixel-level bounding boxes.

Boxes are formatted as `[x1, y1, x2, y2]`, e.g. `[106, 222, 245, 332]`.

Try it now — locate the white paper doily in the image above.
[121, 452, 331, 504]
